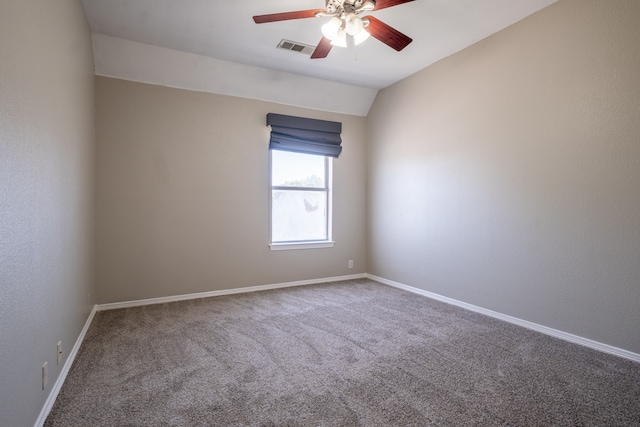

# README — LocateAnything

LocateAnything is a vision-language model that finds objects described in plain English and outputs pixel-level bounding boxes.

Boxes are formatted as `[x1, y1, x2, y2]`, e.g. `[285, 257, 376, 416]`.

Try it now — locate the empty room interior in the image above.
[2, 0, 639, 425]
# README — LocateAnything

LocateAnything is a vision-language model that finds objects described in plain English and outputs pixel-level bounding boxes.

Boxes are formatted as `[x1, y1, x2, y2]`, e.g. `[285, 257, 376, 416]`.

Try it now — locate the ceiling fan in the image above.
[253, 0, 415, 59]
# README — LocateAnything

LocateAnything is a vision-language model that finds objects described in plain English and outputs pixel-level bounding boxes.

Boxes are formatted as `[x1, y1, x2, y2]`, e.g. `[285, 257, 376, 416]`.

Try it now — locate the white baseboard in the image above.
[96, 273, 367, 311]
[34, 304, 98, 427]
[367, 274, 640, 363]
[35, 274, 365, 425]
[34, 271, 638, 427]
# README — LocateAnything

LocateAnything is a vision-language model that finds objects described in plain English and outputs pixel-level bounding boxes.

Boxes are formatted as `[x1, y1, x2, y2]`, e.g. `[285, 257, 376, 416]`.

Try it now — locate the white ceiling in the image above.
[81, 0, 557, 115]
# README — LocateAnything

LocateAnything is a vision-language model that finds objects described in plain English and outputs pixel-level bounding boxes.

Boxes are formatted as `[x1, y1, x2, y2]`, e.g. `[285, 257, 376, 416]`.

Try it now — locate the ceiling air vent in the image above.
[277, 39, 315, 56]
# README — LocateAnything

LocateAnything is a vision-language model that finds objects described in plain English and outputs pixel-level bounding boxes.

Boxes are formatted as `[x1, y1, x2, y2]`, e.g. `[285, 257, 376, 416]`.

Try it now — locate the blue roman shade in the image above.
[267, 113, 342, 158]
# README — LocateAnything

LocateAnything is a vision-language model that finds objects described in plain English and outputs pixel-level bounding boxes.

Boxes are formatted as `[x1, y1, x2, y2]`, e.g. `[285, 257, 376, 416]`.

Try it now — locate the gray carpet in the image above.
[45, 279, 640, 426]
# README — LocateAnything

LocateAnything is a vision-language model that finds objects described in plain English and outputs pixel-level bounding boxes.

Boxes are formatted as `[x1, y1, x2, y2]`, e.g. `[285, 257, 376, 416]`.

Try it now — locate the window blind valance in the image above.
[267, 113, 342, 158]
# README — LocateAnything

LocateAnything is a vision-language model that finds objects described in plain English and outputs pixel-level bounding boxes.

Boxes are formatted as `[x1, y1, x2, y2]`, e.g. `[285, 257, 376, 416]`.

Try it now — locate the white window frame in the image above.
[269, 150, 334, 251]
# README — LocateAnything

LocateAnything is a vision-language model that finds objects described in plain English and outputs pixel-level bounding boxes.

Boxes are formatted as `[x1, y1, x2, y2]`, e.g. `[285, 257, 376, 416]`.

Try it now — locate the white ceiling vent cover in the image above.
[277, 39, 315, 55]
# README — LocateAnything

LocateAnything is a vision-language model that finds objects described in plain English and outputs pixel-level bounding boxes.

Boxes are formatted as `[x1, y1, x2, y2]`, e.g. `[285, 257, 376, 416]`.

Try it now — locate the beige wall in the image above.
[367, 0, 640, 353]
[0, 1, 95, 425]
[3, 1, 638, 424]
[96, 77, 367, 304]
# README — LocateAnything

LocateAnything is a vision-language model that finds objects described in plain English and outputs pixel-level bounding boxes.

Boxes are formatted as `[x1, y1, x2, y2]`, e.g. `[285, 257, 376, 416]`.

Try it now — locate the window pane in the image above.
[272, 190, 327, 242]
[271, 150, 325, 188]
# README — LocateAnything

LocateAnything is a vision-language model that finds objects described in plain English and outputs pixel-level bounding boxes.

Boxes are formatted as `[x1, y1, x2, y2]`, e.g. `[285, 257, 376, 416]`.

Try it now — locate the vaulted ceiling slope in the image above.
[82, 0, 558, 116]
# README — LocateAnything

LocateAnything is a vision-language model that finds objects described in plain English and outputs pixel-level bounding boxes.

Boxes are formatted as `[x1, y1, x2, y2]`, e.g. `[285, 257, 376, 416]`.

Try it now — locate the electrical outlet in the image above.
[42, 362, 47, 390]
[57, 341, 62, 365]
[348, 260, 354, 269]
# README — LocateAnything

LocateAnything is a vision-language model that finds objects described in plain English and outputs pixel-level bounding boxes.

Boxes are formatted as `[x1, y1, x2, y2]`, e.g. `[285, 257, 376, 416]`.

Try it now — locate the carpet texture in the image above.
[45, 279, 640, 426]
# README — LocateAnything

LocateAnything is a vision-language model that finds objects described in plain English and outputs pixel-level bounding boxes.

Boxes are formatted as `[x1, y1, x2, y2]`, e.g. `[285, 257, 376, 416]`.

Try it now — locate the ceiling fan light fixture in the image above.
[321, 16, 342, 40]
[253, 0, 415, 59]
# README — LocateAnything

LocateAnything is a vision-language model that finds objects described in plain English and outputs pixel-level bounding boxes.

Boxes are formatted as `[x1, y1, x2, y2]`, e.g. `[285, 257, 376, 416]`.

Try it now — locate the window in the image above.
[265, 113, 342, 250]
[270, 150, 333, 250]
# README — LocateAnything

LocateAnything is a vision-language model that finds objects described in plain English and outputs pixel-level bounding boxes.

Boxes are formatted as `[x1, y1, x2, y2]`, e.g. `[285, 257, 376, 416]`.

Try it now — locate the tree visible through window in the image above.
[270, 150, 332, 245]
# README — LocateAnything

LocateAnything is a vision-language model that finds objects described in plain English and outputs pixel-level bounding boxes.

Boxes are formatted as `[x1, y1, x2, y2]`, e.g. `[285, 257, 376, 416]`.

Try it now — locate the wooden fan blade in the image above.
[311, 37, 333, 59]
[253, 9, 324, 24]
[364, 16, 413, 51]
[373, 0, 415, 11]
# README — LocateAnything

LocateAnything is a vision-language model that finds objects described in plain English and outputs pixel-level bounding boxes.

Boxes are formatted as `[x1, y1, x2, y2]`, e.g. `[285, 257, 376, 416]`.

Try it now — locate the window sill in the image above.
[269, 241, 335, 251]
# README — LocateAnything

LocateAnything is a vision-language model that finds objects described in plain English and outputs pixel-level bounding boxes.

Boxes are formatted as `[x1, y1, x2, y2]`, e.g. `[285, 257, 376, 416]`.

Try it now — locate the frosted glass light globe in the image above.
[345, 13, 364, 36]
[321, 17, 342, 40]
[354, 29, 370, 45]
[331, 28, 347, 47]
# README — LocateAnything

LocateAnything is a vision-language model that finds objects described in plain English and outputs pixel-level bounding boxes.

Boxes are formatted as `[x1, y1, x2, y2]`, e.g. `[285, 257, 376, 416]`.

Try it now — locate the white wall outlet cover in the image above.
[42, 362, 47, 390]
